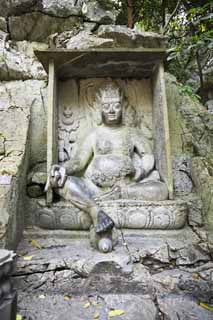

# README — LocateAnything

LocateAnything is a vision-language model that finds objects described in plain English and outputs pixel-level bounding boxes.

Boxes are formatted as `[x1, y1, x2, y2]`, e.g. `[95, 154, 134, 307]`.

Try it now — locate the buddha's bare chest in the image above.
[94, 131, 133, 156]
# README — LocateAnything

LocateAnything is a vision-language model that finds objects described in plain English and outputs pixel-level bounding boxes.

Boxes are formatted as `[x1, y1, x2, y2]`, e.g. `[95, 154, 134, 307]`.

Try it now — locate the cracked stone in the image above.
[172, 155, 193, 194]
[104, 294, 158, 320]
[187, 196, 203, 227]
[62, 30, 114, 49]
[97, 25, 167, 48]
[42, 0, 82, 17]
[176, 244, 210, 266]
[0, 80, 47, 165]
[0, 136, 5, 155]
[158, 294, 213, 320]
[0, 40, 47, 80]
[9, 12, 82, 42]
[0, 0, 41, 17]
[82, 1, 118, 24]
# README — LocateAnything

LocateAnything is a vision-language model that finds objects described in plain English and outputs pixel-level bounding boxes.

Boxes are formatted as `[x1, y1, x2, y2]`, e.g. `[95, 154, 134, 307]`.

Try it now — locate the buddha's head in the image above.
[97, 82, 123, 126]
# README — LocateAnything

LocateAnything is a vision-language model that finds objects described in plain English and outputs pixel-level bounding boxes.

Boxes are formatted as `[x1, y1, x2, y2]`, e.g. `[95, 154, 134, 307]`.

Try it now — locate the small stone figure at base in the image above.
[45, 81, 168, 252]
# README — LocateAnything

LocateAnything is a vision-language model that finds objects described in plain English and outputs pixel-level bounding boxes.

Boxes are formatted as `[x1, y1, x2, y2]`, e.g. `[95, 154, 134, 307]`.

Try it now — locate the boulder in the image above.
[58, 30, 113, 49]
[0, 40, 47, 80]
[41, 0, 82, 17]
[0, 0, 82, 17]
[9, 13, 82, 42]
[97, 25, 167, 48]
[82, 0, 118, 24]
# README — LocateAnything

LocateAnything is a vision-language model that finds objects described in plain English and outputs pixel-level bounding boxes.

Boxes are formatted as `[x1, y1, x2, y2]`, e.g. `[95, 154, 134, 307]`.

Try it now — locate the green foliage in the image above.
[177, 83, 201, 102]
[166, 0, 212, 96]
[116, 0, 212, 98]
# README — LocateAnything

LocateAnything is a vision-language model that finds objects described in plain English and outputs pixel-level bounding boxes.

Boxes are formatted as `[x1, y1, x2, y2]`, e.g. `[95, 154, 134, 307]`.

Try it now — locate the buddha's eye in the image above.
[114, 103, 121, 110]
[102, 103, 110, 110]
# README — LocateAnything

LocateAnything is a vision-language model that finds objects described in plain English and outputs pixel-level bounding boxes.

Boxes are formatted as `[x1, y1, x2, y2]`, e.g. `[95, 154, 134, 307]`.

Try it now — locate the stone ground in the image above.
[14, 228, 213, 320]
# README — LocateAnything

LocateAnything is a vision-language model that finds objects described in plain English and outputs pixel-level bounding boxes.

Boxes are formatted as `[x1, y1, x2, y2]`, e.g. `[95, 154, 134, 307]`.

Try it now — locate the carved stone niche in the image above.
[34, 48, 188, 231]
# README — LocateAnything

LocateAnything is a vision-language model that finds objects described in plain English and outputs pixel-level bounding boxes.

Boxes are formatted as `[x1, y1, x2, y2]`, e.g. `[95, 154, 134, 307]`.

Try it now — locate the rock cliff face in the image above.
[166, 73, 213, 227]
[0, 0, 212, 248]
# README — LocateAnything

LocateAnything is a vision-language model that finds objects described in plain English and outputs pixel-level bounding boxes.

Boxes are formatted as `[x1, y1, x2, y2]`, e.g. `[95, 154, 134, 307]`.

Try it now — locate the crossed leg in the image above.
[55, 176, 114, 234]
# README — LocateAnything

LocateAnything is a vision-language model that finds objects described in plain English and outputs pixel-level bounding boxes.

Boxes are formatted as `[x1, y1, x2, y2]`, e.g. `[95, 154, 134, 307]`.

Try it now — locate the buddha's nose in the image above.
[109, 104, 115, 112]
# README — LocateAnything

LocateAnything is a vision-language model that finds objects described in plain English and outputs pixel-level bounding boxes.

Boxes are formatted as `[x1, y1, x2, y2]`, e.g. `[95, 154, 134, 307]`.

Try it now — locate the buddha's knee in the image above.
[139, 181, 168, 201]
[127, 180, 168, 201]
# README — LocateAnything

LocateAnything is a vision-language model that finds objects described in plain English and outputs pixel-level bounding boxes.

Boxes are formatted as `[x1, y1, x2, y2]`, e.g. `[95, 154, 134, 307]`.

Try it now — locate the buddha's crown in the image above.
[97, 82, 122, 101]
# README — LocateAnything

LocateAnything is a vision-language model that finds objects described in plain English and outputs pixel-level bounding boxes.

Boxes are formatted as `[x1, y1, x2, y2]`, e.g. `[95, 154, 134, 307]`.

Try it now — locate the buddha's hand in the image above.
[133, 167, 146, 182]
[45, 165, 67, 191]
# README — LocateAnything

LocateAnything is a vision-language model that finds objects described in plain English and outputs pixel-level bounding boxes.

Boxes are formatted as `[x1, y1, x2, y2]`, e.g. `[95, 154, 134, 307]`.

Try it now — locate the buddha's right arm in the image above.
[63, 133, 93, 175]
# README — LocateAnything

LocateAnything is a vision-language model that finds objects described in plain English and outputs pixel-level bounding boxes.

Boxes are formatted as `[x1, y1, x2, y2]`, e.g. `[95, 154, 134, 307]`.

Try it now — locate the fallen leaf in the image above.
[92, 301, 99, 307]
[29, 239, 42, 249]
[64, 295, 72, 301]
[16, 315, 22, 320]
[38, 294, 46, 299]
[199, 302, 213, 312]
[108, 309, 125, 317]
[93, 311, 100, 319]
[23, 255, 33, 261]
[83, 302, 91, 308]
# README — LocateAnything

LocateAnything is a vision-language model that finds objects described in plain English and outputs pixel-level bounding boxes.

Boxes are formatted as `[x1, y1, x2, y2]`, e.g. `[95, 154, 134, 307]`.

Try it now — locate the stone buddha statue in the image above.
[46, 81, 168, 252]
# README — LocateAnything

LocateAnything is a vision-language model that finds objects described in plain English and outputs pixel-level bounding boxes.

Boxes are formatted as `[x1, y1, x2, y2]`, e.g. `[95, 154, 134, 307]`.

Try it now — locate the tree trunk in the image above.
[127, 0, 134, 28]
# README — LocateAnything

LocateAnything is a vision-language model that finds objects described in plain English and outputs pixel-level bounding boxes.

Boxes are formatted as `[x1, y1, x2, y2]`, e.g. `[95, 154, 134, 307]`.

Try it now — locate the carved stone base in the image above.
[32, 199, 187, 230]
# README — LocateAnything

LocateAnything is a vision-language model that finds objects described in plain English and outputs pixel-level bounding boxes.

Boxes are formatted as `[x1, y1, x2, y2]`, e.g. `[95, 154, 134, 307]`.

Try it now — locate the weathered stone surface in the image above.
[172, 155, 193, 194]
[0, 136, 5, 155]
[0, 80, 47, 168]
[82, 1, 118, 24]
[97, 25, 167, 48]
[104, 295, 157, 320]
[28, 198, 188, 230]
[187, 195, 203, 227]
[206, 99, 213, 113]
[176, 244, 210, 266]
[166, 73, 213, 158]
[9, 13, 82, 41]
[14, 233, 213, 319]
[42, 0, 82, 17]
[0, 31, 9, 43]
[0, 0, 83, 17]
[56, 30, 114, 49]
[17, 293, 158, 320]
[191, 157, 213, 227]
[27, 162, 47, 184]
[27, 184, 44, 198]
[0, 40, 47, 80]
[0, 17, 7, 33]
[0, 0, 40, 17]
[158, 295, 213, 320]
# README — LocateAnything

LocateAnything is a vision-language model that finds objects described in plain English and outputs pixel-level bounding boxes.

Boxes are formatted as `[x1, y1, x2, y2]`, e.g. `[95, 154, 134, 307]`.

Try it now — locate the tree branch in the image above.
[163, 0, 182, 34]
[196, 49, 204, 90]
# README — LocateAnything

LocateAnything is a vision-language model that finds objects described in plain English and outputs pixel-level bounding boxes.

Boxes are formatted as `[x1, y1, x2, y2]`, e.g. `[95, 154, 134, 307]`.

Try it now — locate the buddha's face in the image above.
[101, 96, 122, 126]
